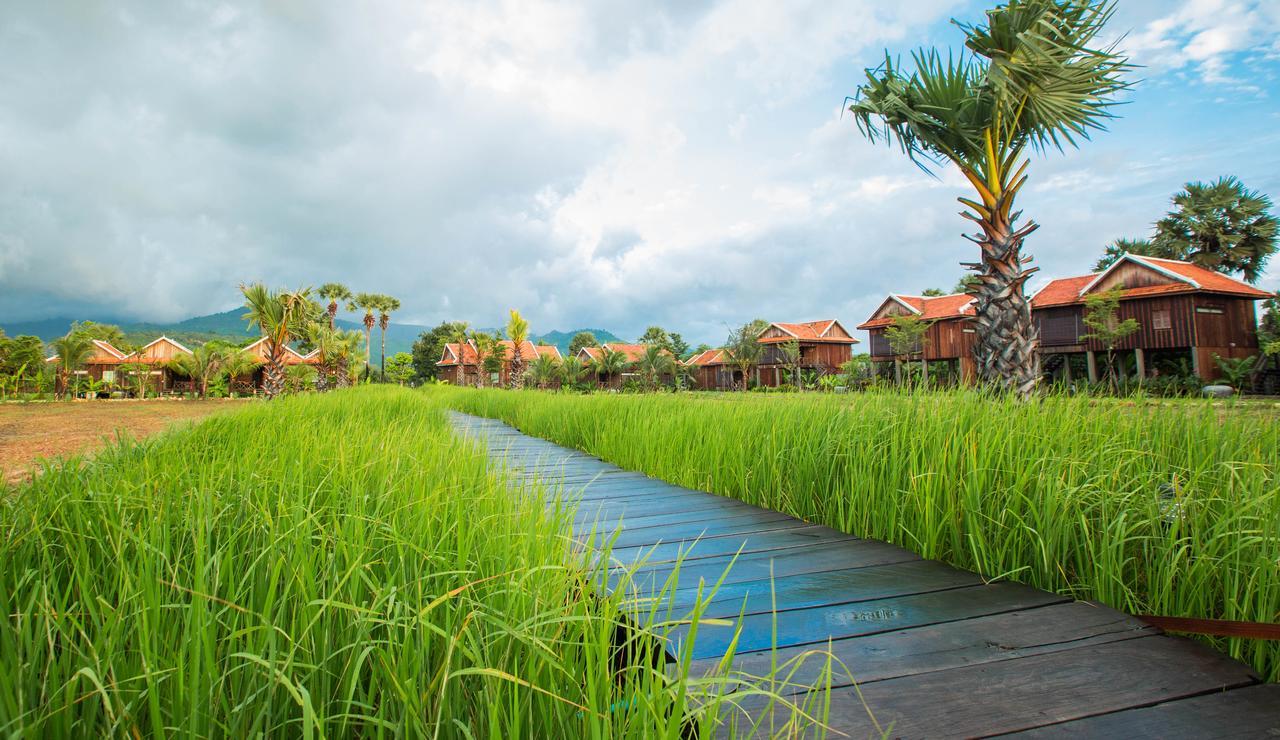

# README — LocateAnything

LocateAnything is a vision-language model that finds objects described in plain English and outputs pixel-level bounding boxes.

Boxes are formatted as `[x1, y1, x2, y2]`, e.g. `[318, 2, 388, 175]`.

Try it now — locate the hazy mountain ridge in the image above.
[1, 311, 625, 358]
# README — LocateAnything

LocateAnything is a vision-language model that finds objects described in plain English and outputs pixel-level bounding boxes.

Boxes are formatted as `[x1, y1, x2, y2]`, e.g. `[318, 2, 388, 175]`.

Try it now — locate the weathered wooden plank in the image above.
[608, 538, 920, 592]
[720, 636, 1259, 739]
[662, 581, 1066, 660]
[591, 513, 810, 550]
[662, 559, 984, 617]
[688, 600, 1155, 691]
[567, 495, 753, 522]
[572, 505, 792, 538]
[607, 525, 858, 568]
[1009, 683, 1280, 739]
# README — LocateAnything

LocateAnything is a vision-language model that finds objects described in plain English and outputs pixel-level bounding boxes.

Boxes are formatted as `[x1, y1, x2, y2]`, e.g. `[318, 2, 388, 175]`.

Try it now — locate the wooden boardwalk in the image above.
[449, 412, 1280, 738]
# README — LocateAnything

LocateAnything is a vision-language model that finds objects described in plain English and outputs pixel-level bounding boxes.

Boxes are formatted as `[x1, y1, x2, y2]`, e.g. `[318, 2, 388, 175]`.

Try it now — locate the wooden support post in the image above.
[1086, 351, 1098, 383]
[894, 359, 902, 384]
[1134, 348, 1146, 380]
[921, 359, 929, 384]
[1190, 347, 1201, 377]
[1063, 355, 1073, 383]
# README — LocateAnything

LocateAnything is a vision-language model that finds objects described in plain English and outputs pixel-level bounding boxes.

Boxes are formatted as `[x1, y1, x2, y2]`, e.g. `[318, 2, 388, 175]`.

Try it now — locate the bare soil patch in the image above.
[0, 399, 249, 485]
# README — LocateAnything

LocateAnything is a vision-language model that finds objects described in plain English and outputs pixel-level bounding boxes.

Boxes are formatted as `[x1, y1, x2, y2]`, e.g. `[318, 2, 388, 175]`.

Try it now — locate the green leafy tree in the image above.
[317, 283, 352, 329]
[568, 331, 598, 356]
[68, 321, 130, 351]
[850, 0, 1131, 396]
[48, 333, 95, 399]
[445, 322, 472, 386]
[591, 347, 629, 389]
[921, 288, 946, 297]
[559, 356, 588, 389]
[1212, 354, 1256, 392]
[723, 319, 769, 391]
[1081, 285, 1140, 388]
[505, 309, 530, 389]
[636, 345, 675, 391]
[668, 332, 690, 361]
[638, 326, 671, 352]
[470, 331, 502, 387]
[526, 353, 561, 389]
[411, 321, 469, 381]
[778, 338, 803, 388]
[0, 334, 44, 376]
[375, 295, 400, 379]
[286, 364, 317, 393]
[168, 343, 228, 399]
[1093, 238, 1156, 272]
[384, 352, 416, 385]
[241, 282, 315, 399]
[884, 315, 931, 384]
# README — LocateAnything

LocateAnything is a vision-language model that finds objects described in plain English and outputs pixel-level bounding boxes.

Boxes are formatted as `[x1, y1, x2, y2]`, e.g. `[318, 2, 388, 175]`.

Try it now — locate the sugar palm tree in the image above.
[331, 329, 365, 388]
[505, 309, 530, 389]
[849, 0, 1131, 397]
[48, 333, 95, 399]
[306, 322, 342, 391]
[376, 295, 400, 379]
[592, 347, 629, 389]
[445, 322, 471, 386]
[636, 345, 675, 391]
[317, 283, 352, 329]
[168, 343, 227, 399]
[241, 282, 315, 399]
[346, 292, 381, 376]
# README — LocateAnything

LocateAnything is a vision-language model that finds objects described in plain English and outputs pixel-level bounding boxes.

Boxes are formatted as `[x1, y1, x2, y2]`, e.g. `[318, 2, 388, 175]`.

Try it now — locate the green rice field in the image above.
[444, 387, 1280, 683]
[0, 387, 824, 737]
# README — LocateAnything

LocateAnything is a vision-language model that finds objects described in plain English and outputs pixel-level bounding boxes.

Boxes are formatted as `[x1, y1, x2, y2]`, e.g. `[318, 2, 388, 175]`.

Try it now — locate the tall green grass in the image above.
[0, 387, 831, 737]
[443, 387, 1280, 682]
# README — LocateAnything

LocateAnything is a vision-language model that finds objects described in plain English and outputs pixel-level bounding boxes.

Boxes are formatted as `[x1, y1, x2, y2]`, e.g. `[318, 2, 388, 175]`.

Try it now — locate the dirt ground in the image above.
[0, 399, 249, 485]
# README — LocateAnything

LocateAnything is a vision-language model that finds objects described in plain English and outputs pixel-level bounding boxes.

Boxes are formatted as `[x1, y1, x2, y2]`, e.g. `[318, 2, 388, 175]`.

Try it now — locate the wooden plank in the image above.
[662, 581, 1066, 660]
[664, 559, 984, 618]
[720, 636, 1259, 739]
[572, 505, 793, 538]
[591, 513, 810, 551]
[1009, 683, 1280, 739]
[607, 525, 858, 568]
[608, 538, 920, 592]
[688, 601, 1155, 691]
[567, 495, 752, 522]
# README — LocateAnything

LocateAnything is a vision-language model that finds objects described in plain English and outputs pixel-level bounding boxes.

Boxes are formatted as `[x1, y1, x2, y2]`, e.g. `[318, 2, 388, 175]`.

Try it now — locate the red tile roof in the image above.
[1031, 254, 1272, 308]
[684, 348, 727, 366]
[440, 340, 559, 366]
[575, 343, 667, 363]
[858, 294, 975, 329]
[759, 319, 857, 344]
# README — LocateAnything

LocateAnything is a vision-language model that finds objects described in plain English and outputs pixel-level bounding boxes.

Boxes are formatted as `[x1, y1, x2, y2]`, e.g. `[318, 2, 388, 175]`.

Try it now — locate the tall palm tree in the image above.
[347, 292, 381, 376]
[470, 331, 500, 387]
[505, 309, 530, 389]
[241, 282, 315, 399]
[445, 322, 471, 386]
[48, 333, 95, 399]
[723, 320, 767, 391]
[849, 0, 1130, 397]
[376, 295, 400, 379]
[636, 345, 675, 391]
[317, 283, 352, 329]
[593, 347, 629, 390]
[168, 343, 227, 398]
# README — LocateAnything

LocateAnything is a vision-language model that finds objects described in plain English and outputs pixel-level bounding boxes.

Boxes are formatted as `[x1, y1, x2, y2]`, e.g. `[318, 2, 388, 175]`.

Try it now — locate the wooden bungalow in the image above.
[755, 320, 859, 387]
[858, 295, 977, 383]
[439, 340, 562, 386]
[1031, 254, 1271, 383]
[237, 336, 323, 392]
[683, 348, 735, 390]
[44, 339, 131, 385]
[574, 343, 671, 388]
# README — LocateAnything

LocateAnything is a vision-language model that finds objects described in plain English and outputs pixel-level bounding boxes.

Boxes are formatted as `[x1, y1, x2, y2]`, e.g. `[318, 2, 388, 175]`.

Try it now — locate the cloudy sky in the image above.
[2, 0, 1279, 344]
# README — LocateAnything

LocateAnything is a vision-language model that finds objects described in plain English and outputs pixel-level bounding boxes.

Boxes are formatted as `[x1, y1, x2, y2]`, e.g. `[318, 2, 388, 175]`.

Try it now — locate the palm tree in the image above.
[526, 353, 561, 389]
[592, 347, 629, 390]
[347, 292, 381, 377]
[376, 295, 400, 379]
[48, 333, 95, 399]
[636, 345, 675, 391]
[221, 347, 261, 397]
[849, 0, 1131, 396]
[559, 356, 587, 390]
[305, 322, 342, 391]
[241, 282, 315, 399]
[317, 283, 352, 329]
[505, 309, 530, 389]
[723, 320, 768, 391]
[331, 330, 365, 388]
[470, 331, 502, 387]
[445, 322, 471, 386]
[168, 343, 227, 398]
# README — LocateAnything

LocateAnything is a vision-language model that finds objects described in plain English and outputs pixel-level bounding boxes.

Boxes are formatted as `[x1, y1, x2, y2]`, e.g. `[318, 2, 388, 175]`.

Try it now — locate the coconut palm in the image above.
[331, 330, 365, 388]
[48, 333, 95, 399]
[849, 0, 1131, 396]
[505, 309, 530, 389]
[376, 295, 400, 379]
[317, 283, 352, 329]
[636, 345, 675, 391]
[305, 322, 343, 391]
[241, 282, 315, 399]
[526, 353, 561, 389]
[723, 320, 768, 391]
[445, 322, 471, 386]
[346, 292, 381, 376]
[470, 332, 503, 387]
[168, 343, 227, 398]
[221, 347, 261, 397]
[592, 347, 629, 389]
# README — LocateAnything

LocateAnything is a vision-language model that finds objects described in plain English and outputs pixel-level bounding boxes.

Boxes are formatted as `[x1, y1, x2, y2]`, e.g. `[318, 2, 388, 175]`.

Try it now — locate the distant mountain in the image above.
[1, 312, 625, 360]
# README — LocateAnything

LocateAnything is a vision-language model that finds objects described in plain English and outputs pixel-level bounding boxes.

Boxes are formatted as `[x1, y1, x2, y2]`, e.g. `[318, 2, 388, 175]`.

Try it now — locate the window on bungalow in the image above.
[1195, 305, 1225, 315]
[1152, 310, 1171, 330]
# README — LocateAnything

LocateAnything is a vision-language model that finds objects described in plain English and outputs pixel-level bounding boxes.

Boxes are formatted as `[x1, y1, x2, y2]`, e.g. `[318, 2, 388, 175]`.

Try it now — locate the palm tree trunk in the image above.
[967, 193, 1041, 398]
[380, 327, 387, 380]
[263, 345, 286, 399]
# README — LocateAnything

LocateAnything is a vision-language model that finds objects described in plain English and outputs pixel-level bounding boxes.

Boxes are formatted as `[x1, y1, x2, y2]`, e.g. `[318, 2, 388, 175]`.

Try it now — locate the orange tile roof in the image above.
[1031, 255, 1272, 308]
[440, 340, 557, 366]
[858, 294, 975, 329]
[576, 346, 603, 362]
[759, 319, 857, 344]
[684, 348, 727, 366]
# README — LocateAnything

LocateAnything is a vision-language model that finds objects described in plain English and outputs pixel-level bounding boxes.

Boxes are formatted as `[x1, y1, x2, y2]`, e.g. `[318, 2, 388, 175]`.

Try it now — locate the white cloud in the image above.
[1121, 0, 1280, 85]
